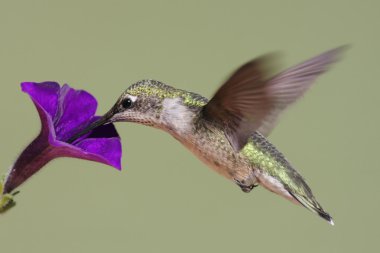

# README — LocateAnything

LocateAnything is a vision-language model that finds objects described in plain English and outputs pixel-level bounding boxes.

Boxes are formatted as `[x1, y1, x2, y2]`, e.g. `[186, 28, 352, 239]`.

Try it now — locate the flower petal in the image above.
[2, 81, 123, 211]
[48, 119, 122, 170]
[75, 136, 122, 170]
[21, 82, 60, 118]
[51, 138, 122, 170]
[54, 84, 98, 142]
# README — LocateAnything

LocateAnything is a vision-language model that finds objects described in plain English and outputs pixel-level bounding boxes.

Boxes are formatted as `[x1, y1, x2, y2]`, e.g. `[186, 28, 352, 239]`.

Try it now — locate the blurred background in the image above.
[0, 1, 378, 252]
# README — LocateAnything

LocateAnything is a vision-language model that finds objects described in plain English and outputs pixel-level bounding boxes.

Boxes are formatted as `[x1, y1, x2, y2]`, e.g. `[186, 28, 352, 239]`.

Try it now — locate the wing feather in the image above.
[202, 47, 346, 151]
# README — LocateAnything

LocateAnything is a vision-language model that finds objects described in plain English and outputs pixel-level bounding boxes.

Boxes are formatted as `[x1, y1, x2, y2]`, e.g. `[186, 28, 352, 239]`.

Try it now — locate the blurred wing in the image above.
[202, 47, 346, 151]
[257, 46, 346, 136]
[202, 54, 277, 151]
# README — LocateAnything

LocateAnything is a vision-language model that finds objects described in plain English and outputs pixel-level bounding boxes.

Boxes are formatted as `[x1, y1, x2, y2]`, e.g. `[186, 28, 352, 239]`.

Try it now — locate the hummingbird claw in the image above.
[234, 179, 258, 193]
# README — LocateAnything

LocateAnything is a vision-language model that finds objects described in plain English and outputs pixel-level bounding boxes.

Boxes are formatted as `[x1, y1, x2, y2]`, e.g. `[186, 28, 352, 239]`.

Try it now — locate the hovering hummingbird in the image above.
[70, 47, 345, 225]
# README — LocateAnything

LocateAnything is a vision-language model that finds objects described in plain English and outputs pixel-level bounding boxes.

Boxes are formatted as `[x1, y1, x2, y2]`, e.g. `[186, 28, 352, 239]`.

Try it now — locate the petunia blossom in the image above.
[0, 82, 122, 211]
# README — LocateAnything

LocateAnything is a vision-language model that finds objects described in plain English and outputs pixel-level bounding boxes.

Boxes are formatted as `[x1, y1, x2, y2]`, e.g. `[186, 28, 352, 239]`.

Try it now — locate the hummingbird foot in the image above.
[234, 179, 258, 193]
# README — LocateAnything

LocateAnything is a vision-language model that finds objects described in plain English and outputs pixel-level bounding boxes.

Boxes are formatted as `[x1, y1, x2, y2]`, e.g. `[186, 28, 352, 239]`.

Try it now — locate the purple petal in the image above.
[54, 84, 97, 142]
[21, 82, 60, 118]
[52, 137, 122, 170]
[64, 118, 122, 170]
[79, 123, 121, 169]
[75, 136, 122, 170]
[52, 122, 122, 170]
[3, 82, 123, 197]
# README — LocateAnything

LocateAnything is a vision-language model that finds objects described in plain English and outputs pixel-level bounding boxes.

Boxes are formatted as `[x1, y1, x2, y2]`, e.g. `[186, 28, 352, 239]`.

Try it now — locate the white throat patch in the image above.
[161, 98, 193, 134]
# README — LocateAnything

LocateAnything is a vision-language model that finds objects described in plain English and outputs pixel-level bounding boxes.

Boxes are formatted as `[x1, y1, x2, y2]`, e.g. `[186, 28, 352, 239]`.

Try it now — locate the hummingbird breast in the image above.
[160, 99, 258, 187]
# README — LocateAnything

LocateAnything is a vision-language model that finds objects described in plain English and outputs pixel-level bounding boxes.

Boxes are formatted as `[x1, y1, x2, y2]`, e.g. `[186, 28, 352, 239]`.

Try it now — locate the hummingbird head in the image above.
[106, 80, 169, 125]
[68, 79, 207, 143]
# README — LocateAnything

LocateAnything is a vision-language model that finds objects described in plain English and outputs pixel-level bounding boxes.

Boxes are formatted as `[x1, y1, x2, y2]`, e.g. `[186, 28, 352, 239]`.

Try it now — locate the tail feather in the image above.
[289, 191, 334, 225]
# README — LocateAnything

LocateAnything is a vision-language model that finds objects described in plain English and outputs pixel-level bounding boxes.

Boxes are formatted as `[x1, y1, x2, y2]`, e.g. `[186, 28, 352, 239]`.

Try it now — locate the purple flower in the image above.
[0, 82, 122, 211]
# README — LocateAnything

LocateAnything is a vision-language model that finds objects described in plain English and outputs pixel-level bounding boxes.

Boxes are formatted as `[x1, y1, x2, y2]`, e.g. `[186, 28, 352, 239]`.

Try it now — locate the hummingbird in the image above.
[70, 47, 345, 225]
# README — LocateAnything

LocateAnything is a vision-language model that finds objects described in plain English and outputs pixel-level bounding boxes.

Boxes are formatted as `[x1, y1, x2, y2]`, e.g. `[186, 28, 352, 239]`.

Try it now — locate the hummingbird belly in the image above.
[171, 124, 259, 189]
[172, 124, 297, 203]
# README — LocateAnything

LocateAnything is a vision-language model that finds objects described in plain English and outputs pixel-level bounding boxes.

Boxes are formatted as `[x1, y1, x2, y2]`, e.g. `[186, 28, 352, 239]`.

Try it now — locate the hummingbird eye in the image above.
[122, 98, 133, 109]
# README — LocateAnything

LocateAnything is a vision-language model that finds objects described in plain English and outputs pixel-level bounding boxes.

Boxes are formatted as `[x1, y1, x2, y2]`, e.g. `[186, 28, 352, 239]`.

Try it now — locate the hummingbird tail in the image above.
[289, 192, 334, 225]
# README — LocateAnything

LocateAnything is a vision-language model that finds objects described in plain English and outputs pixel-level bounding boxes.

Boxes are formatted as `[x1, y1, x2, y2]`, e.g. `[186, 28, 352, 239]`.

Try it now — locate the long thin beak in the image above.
[67, 112, 114, 144]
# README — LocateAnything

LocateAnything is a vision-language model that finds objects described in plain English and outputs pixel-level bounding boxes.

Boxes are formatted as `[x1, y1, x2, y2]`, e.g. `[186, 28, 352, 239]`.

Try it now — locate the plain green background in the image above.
[0, 0, 378, 252]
